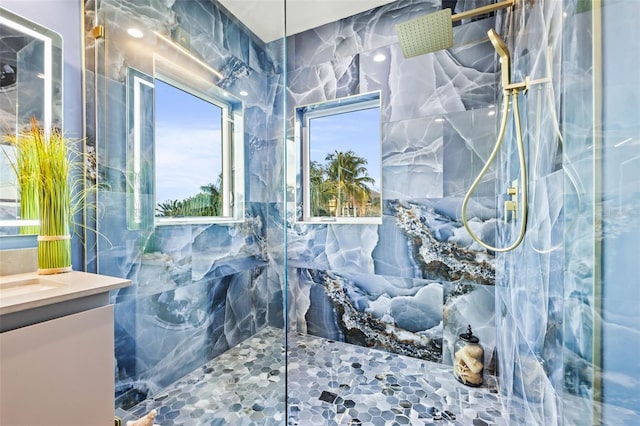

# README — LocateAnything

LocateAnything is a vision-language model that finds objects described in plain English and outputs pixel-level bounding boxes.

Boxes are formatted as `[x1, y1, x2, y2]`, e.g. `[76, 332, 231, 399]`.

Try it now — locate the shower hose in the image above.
[461, 87, 527, 252]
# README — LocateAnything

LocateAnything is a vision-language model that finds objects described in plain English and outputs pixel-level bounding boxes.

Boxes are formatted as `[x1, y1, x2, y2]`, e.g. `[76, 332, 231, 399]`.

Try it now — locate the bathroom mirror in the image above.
[0, 8, 63, 234]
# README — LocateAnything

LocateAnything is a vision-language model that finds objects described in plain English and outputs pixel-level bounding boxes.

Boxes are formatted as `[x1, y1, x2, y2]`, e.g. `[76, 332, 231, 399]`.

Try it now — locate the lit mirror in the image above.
[296, 91, 382, 223]
[126, 57, 243, 229]
[0, 7, 62, 234]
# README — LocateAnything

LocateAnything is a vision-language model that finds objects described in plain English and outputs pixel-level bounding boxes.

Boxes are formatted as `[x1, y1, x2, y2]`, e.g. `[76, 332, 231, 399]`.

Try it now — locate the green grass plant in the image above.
[35, 121, 72, 273]
[4, 118, 91, 273]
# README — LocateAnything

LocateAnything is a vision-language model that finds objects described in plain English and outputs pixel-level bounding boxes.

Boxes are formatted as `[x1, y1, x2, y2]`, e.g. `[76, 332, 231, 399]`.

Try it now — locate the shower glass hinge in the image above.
[92, 25, 105, 39]
[505, 180, 518, 222]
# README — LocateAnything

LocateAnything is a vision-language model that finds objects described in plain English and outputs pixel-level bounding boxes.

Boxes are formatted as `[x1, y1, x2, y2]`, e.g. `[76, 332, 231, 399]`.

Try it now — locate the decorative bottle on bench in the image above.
[453, 325, 484, 386]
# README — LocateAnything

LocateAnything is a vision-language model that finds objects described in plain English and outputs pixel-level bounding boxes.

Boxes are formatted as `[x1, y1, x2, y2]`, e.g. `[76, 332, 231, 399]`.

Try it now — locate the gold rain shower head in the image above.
[395, 0, 515, 58]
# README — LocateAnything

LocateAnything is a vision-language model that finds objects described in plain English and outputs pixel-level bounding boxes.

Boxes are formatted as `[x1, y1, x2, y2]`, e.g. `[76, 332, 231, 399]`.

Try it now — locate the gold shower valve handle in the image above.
[505, 200, 517, 222]
[505, 181, 518, 222]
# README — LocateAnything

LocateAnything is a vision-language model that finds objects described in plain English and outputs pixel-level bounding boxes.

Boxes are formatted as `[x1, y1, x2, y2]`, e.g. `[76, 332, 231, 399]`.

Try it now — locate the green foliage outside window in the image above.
[310, 150, 380, 218]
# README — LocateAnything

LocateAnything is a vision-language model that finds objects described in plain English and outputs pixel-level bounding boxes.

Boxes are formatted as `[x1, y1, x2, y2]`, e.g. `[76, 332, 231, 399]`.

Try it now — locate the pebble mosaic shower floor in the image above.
[122, 327, 511, 425]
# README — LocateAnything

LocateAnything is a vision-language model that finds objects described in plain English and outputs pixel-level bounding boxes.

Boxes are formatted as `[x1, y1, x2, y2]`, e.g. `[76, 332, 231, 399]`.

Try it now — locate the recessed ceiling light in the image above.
[373, 53, 386, 62]
[127, 28, 144, 38]
[239, 90, 249, 97]
[488, 110, 496, 116]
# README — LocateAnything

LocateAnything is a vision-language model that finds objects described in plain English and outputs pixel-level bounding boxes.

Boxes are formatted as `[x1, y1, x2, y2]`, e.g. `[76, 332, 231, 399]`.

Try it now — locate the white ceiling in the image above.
[218, 0, 396, 43]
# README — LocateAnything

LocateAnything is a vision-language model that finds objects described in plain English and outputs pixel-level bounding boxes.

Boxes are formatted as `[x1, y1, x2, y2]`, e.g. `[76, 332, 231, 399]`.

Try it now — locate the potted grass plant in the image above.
[5, 118, 77, 274]
[35, 122, 73, 274]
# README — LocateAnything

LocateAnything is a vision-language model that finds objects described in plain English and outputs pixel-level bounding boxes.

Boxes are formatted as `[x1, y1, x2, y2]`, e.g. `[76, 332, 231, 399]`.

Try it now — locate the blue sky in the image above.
[154, 79, 222, 204]
[309, 106, 381, 191]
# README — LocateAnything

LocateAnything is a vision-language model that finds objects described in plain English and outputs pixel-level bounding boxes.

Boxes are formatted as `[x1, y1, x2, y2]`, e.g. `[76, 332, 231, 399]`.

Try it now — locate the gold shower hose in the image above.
[461, 87, 527, 252]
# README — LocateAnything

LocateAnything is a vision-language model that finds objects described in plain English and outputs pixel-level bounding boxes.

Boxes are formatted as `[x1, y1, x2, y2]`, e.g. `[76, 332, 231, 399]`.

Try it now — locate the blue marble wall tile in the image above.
[190, 217, 267, 281]
[443, 108, 499, 198]
[248, 136, 274, 202]
[286, 223, 330, 270]
[385, 199, 495, 283]
[510, 338, 561, 425]
[289, 222, 384, 274]
[250, 37, 280, 75]
[381, 116, 444, 200]
[286, 56, 360, 112]
[371, 214, 417, 278]
[289, 268, 443, 362]
[360, 41, 494, 124]
[218, 267, 268, 345]
[172, 0, 217, 44]
[324, 224, 379, 274]
[111, 266, 271, 410]
[266, 267, 285, 328]
[133, 280, 210, 384]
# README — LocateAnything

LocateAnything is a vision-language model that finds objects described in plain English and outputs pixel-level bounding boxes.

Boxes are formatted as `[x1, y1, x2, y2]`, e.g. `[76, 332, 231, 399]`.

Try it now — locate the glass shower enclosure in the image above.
[84, 0, 640, 424]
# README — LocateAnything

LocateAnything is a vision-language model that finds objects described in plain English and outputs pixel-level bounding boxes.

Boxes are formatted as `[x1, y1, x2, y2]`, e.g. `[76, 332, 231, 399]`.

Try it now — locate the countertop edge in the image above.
[0, 271, 132, 316]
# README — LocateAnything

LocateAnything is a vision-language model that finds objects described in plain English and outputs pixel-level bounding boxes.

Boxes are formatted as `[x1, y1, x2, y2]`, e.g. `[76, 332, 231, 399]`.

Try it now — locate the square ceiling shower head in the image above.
[395, 8, 454, 58]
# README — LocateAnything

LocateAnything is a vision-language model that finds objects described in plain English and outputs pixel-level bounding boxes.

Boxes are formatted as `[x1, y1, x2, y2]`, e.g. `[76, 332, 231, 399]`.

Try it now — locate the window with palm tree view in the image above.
[298, 92, 381, 222]
[154, 78, 226, 221]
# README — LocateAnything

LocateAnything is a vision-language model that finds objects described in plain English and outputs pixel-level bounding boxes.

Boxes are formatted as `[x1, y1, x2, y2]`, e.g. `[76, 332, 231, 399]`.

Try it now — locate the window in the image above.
[126, 65, 244, 229]
[154, 78, 227, 220]
[296, 92, 382, 223]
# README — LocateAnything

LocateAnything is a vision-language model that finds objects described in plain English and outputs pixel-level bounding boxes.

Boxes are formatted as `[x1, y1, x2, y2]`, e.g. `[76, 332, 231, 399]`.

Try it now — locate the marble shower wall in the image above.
[285, 0, 503, 373]
[84, 0, 285, 409]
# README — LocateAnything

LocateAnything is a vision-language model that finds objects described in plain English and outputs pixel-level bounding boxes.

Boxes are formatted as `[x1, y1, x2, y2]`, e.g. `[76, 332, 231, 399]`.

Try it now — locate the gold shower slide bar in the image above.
[450, 0, 515, 23]
[506, 76, 554, 93]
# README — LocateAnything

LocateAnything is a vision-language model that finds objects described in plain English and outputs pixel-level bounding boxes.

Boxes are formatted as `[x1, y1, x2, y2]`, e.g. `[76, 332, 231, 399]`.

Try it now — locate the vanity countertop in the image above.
[0, 271, 131, 316]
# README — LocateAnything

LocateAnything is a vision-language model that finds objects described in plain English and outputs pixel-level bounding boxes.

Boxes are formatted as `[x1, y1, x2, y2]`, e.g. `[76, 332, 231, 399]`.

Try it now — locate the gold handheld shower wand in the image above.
[461, 29, 529, 253]
[487, 29, 511, 89]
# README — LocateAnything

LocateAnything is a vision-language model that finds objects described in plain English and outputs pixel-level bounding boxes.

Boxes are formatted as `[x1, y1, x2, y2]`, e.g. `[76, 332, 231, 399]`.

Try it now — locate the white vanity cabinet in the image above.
[0, 271, 131, 426]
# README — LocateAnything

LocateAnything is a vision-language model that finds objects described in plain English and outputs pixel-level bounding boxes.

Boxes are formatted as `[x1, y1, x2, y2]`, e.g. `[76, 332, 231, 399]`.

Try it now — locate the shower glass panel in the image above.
[562, 1, 640, 424]
[82, 0, 640, 424]
[85, 0, 286, 421]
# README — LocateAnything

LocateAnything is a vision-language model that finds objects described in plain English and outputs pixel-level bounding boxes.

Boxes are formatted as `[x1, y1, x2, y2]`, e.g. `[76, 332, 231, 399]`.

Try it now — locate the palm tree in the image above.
[309, 160, 334, 216]
[198, 180, 222, 216]
[155, 179, 222, 217]
[156, 199, 185, 217]
[324, 150, 375, 217]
